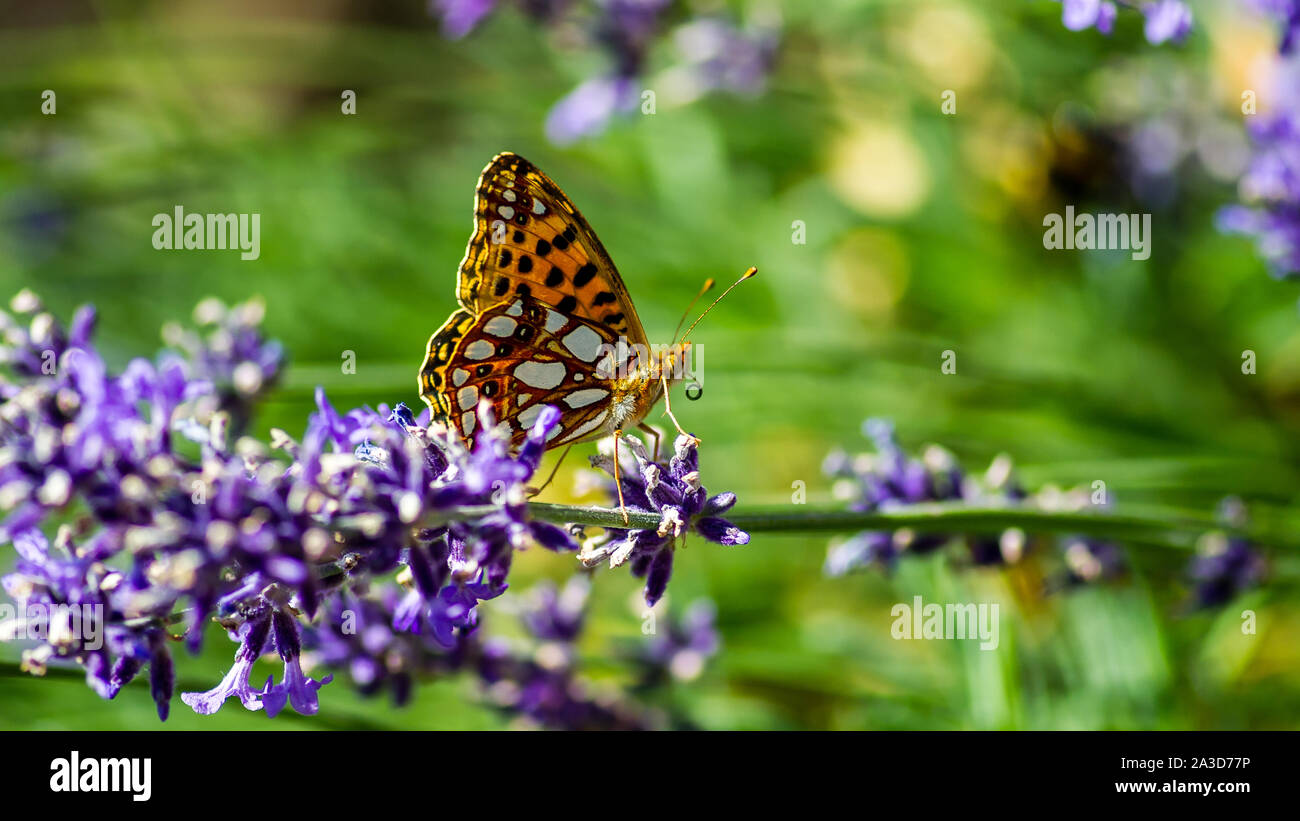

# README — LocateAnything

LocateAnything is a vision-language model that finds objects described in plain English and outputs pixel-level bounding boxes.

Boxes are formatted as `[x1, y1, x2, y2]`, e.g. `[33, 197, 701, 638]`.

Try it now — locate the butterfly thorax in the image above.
[609, 341, 692, 431]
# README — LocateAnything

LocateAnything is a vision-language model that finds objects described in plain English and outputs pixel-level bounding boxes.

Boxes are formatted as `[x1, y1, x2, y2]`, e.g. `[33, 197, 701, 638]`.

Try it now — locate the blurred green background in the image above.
[2, 0, 1299, 729]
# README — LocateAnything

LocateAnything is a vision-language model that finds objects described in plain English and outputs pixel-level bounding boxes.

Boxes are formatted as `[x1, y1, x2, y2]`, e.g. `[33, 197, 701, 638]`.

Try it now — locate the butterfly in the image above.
[418, 152, 753, 515]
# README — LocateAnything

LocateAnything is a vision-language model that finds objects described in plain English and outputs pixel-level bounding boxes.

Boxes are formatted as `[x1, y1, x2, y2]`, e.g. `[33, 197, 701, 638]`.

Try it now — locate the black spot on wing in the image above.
[574, 263, 598, 288]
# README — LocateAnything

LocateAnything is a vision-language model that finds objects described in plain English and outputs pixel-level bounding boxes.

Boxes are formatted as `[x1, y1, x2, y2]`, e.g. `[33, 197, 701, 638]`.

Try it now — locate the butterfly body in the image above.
[419, 152, 694, 450]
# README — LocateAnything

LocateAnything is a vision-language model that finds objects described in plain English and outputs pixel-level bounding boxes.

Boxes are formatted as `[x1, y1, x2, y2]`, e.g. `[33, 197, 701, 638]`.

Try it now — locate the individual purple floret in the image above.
[578, 434, 749, 607]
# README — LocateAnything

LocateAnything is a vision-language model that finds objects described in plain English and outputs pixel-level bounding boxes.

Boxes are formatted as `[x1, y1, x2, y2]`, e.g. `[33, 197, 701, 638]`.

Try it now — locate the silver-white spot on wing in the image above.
[518, 404, 546, 429]
[559, 410, 608, 444]
[464, 340, 494, 360]
[458, 386, 479, 410]
[532, 199, 546, 216]
[461, 410, 477, 437]
[483, 315, 517, 337]
[513, 361, 566, 389]
[561, 325, 604, 362]
[517, 393, 533, 407]
[544, 309, 566, 334]
[506, 300, 524, 317]
[452, 368, 470, 387]
[563, 388, 609, 409]
[498, 205, 515, 220]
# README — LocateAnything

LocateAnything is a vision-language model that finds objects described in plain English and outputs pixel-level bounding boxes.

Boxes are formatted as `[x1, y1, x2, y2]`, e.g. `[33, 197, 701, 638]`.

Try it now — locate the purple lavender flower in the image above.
[545, 75, 640, 146]
[1055, 0, 1192, 44]
[1060, 0, 1118, 34]
[181, 593, 334, 717]
[302, 588, 470, 706]
[668, 18, 779, 100]
[824, 420, 1041, 574]
[637, 598, 719, 684]
[475, 576, 654, 729]
[0, 292, 581, 720]
[1059, 536, 1127, 586]
[823, 419, 964, 574]
[578, 434, 749, 607]
[1142, 0, 1193, 44]
[1187, 497, 1266, 608]
[179, 611, 272, 715]
[160, 297, 284, 434]
[520, 575, 590, 642]
[259, 609, 333, 717]
[1218, 54, 1300, 277]
[432, 1, 779, 144]
[1247, 0, 1300, 53]
[431, 0, 498, 38]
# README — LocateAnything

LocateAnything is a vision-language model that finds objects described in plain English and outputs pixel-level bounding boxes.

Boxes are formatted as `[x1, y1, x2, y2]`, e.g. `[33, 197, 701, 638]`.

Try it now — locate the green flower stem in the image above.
[64, 499, 1293, 637]
[504, 501, 1283, 550]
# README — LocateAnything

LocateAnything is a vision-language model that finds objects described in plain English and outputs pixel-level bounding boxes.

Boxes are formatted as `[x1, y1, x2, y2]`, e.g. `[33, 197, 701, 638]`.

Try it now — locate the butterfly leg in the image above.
[637, 422, 662, 462]
[659, 373, 700, 445]
[612, 429, 630, 525]
[526, 444, 574, 498]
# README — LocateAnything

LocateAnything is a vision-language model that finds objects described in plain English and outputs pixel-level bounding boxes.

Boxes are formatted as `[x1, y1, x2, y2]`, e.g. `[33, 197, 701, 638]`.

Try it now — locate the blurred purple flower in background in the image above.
[545, 75, 640, 145]
[431, 0, 780, 144]
[1056, 0, 1192, 44]
[1061, 0, 1118, 34]
[1217, 9, 1300, 278]
[823, 419, 1028, 574]
[432, 0, 499, 39]
[1246, 0, 1300, 52]
[475, 575, 651, 729]
[1142, 0, 1194, 44]
[637, 598, 719, 685]
[1186, 497, 1267, 608]
[823, 419, 1123, 577]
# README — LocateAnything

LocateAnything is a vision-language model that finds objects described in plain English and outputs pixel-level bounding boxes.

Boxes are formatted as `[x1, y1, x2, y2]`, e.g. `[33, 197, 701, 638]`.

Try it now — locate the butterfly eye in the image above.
[685, 383, 704, 401]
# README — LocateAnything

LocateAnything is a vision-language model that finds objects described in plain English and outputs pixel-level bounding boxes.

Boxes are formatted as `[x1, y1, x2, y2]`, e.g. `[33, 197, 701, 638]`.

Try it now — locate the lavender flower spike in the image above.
[579, 433, 749, 607]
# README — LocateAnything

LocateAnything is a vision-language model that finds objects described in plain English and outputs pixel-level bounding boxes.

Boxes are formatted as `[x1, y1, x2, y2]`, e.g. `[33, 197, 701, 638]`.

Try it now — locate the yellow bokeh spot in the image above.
[829, 121, 931, 219]
[828, 227, 910, 319]
[896, 3, 995, 91]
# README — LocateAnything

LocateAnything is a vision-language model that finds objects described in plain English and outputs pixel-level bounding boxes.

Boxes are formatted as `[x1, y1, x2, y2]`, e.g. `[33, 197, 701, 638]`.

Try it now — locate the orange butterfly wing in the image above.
[454, 152, 647, 344]
[421, 153, 652, 447]
[420, 296, 626, 447]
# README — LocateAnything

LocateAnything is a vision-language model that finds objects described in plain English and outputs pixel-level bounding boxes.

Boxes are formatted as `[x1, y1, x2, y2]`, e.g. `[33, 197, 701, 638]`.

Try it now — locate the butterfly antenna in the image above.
[671, 278, 716, 343]
[680, 267, 757, 343]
